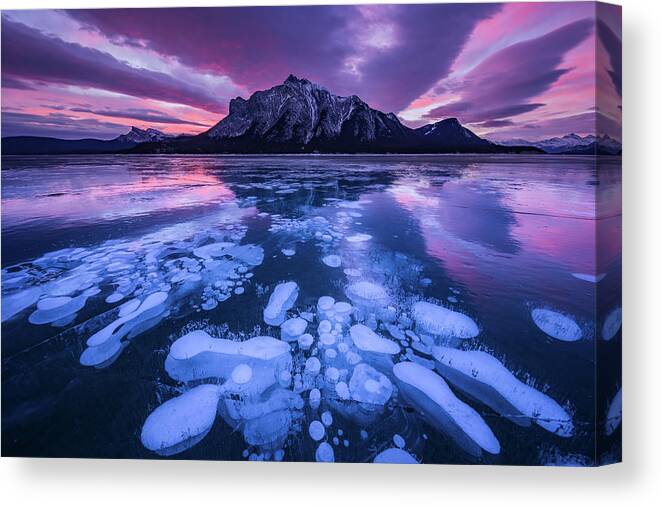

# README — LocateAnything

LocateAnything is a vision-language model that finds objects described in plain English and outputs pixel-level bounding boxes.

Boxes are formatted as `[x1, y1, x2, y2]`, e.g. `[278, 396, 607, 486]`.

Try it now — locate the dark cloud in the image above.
[67, 4, 499, 112]
[69, 106, 210, 126]
[426, 19, 593, 124]
[1, 17, 224, 113]
[475, 119, 515, 128]
[1, 110, 126, 139]
[597, 19, 621, 97]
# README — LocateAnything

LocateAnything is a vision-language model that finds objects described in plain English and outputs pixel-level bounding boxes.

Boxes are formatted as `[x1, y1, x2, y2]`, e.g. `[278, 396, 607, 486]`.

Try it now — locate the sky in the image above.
[1, 2, 621, 141]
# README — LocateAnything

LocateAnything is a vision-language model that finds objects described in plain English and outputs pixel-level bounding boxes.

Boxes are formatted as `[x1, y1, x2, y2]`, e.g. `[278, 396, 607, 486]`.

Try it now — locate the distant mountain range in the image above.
[1, 126, 175, 155]
[497, 133, 621, 155]
[1, 76, 620, 155]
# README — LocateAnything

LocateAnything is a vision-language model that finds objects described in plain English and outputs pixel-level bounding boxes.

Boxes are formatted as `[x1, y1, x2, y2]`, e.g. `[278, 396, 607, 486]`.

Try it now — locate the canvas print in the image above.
[1, 2, 621, 466]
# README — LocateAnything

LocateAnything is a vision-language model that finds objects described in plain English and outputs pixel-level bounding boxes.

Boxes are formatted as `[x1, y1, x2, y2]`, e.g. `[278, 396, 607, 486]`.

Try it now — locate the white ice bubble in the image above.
[321, 411, 333, 427]
[432, 346, 574, 437]
[281, 317, 308, 341]
[349, 324, 400, 355]
[373, 448, 418, 464]
[602, 307, 622, 341]
[531, 308, 582, 342]
[346, 233, 372, 243]
[140, 384, 221, 456]
[605, 388, 622, 436]
[322, 255, 342, 268]
[346, 281, 389, 309]
[394, 361, 500, 457]
[263, 281, 299, 326]
[281, 248, 296, 257]
[231, 363, 253, 385]
[349, 363, 393, 406]
[315, 442, 335, 462]
[192, 242, 235, 260]
[309, 388, 321, 409]
[309, 420, 326, 441]
[571, 272, 606, 283]
[336, 381, 350, 400]
[412, 301, 479, 340]
[393, 434, 405, 448]
[298, 333, 314, 350]
[2, 286, 42, 322]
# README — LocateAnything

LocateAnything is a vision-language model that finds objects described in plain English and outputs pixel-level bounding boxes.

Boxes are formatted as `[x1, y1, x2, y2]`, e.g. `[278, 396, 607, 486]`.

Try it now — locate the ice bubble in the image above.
[305, 357, 322, 376]
[278, 370, 292, 388]
[393, 434, 405, 448]
[263, 281, 299, 326]
[333, 437, 340, 445]
[141, 384, 221, 456]
[325, 349, 338, 360]
[274, 449, 285, 461]
[571, 272, 606, 283]
[394, 361, 500, 457]
[346, 281, 389, 309]
[531, 308, 582, 342]
[165, 331, 291, 385]
[298, 333, 314, 350]
[315, 442, 335, 462]
[344, 268, 362, 277]
[231, 363, 253, 384]
[321, 411, 333, 427]
[192, 242, 235, 260]
[228, 244, 265, 267]
[605, 388, 622, 435]
[325, 367, 340, 383]
[281, 248, 296, 257]
[360, 430, 368, 439]
[336, 381, 350, 400]
[319, 332, 336, 346]
[602, 307, 622, 341]
[349, 363, 393, 406]
[432, 346, 574, 437]
[412, 301, 479, 340]
[281, 317, 308, 341]
[309, 388, 322, 409]
[373, 448, 418, 464]
[118, 298, 140, 317]
[234, 287, 245, 295]
[309, 420, 326, 441]
[244, 409, 291, 448]
[349, 324, 400, 355]
[346, 233, 372, 243]
[105, 292, 125, 304]
[2, 286, 42, 322]
[317, 296, 335, 314]
[29, 291, 92, 325]
[322, 255, 342, 268]
[318, 320, 333, 334]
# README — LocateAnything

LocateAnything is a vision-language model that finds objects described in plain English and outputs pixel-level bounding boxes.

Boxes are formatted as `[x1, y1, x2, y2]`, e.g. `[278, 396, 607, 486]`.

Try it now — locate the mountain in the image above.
[114, 126, 172, 144]
[497, 133, 621, 155]
[2, 126, 170, 155]
[133, 75, 538, 154]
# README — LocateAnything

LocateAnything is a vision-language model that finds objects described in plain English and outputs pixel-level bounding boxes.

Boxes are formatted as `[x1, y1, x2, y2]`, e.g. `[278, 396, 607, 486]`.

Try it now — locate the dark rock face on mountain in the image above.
[2, 126, 170, 155]
[114, 126, 171, 144]
[415, 118, 496, 152]
[135, 75, 535, 154]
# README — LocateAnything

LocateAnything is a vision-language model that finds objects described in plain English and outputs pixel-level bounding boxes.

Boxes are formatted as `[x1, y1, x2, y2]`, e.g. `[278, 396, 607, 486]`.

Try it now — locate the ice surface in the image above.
[394, 361, 500, 457]
[193, 242, 235, 260]
[531, 308, 582, 342]
[349, 324, 400, 355]
[602, 307, 622, 341]
[263, 281, 299, 326]
[412, 301, 479, 340]
[141, 384, 221, 455]
[432, 347, 574, 437]
[373, 448, 418, 464]
[605, 388, 622, 435]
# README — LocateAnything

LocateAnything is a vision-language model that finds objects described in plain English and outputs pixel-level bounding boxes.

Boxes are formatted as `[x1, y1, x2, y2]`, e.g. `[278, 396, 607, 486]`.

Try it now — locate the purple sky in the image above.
[1, 3, 621, 141]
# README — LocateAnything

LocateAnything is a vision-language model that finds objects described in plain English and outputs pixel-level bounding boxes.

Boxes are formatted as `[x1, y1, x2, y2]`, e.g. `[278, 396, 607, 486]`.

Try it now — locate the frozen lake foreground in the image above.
[1, 154, 621, 465]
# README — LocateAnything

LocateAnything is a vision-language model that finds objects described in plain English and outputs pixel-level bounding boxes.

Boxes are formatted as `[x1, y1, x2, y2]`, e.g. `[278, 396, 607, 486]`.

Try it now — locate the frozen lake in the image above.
[1, 154, 622, 465]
